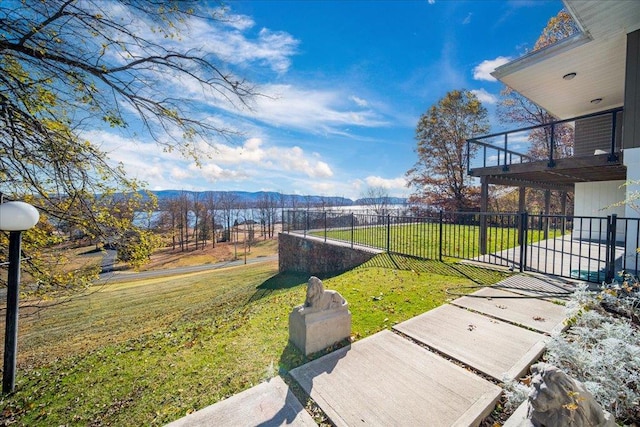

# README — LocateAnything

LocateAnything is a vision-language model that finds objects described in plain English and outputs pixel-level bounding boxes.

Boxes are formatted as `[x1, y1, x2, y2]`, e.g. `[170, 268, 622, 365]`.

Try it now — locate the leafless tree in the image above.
[360, 186, 392, 215]
[217, 192, 240, 243]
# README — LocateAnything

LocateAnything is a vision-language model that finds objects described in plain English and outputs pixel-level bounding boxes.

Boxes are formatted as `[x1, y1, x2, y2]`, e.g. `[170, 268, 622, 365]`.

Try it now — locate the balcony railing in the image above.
[466, 107, 623, 174]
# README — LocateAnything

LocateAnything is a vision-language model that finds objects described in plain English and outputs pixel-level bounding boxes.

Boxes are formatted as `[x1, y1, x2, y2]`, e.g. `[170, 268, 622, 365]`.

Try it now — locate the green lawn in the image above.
[1, 255, 509, 426]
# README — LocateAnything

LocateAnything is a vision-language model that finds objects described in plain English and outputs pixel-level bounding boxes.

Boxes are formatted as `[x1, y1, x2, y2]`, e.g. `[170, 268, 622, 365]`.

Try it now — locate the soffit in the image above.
[492, 0, 640, 120]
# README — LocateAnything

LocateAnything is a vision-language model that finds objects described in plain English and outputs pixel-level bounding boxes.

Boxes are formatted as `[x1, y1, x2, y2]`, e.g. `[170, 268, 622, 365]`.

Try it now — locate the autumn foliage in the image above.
[406, 90, 489, 212]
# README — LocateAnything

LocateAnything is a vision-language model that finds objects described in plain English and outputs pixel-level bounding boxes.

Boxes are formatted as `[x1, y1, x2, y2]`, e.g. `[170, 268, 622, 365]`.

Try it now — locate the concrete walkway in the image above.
[166, 376, 316, 427]
[166, 274, 573, 427]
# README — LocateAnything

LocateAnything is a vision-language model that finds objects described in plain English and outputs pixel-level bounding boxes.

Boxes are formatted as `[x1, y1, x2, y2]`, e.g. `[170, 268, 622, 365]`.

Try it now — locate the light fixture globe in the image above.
[0, 201, 40, 231]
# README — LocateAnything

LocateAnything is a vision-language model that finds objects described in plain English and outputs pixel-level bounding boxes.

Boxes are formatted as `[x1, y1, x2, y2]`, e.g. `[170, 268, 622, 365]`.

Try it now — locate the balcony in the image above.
[466, 107, 625, 191]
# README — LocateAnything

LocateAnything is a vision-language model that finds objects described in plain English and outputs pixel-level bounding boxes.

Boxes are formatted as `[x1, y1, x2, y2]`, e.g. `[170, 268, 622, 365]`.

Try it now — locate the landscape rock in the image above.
[526, 362, 616, 427]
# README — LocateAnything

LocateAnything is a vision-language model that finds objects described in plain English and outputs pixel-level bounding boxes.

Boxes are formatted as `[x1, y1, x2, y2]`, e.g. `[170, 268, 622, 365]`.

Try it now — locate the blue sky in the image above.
[91, 0, 564, 199]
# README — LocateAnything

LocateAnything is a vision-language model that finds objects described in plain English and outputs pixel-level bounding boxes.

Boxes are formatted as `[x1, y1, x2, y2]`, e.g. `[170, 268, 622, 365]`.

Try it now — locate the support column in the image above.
[623, 29, 640, 150]
[544, 190, 551, 215]
[623, 29, 640, 274]
[560, 191, 568, 234]
[518, 187, 526, 213]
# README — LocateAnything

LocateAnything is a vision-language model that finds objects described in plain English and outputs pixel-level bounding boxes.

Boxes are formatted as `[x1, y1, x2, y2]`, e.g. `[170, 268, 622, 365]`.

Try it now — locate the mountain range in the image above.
[149, 190, 407, 207]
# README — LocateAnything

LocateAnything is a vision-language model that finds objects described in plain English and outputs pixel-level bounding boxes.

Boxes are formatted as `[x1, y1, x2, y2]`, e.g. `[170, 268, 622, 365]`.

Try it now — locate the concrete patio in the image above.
[474, 234, 626, 282]
[166, 274, 574, 427]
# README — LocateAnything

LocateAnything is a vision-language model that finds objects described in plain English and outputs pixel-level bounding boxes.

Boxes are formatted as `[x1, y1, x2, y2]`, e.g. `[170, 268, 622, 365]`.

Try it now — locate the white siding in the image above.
[574, 181, 626, 216]
[573, 180, 626, 240]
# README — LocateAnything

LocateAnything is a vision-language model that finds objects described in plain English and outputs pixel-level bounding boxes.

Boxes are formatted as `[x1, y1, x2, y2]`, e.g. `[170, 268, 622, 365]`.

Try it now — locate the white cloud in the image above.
[170, 167, 191, 180]
[463, 13, 472, 25]
[83, 129, 335, 190]
[188, 163, 250, 182]
[276, 146, 334, 178]
[364, 176, 408, 190]
[471, 88, 498, 105]
[98, 3, 299, 76]
[312, 162, 334, 178]
[219, 11, 255, 31]
[183, 14, 299, 74]
[350, 96, 369, 107]
[246, 84, 388, 134]
[473, 56, 512, 81]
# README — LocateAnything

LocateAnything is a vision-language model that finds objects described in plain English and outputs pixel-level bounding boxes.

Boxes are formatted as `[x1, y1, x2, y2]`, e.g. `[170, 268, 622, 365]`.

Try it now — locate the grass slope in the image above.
[1, 255, 508, 426]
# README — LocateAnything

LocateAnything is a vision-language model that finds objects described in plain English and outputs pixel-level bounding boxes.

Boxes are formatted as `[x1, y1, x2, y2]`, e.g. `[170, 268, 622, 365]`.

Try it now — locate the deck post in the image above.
[518, 187, 526, 214]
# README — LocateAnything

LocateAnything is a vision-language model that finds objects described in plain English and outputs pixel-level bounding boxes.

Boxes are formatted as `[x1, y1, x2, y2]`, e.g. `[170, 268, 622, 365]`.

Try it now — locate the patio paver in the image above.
[450, 287, 568, 334]
[289, 330, 501, 427]
[164, 376, 315, 427]
[491, 274, 576, 298]
[393, 304, 547, 381]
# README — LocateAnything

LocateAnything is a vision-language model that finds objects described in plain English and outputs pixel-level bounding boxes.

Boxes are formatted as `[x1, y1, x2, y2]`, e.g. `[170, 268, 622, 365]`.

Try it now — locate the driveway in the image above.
[96, 254, 278, 283]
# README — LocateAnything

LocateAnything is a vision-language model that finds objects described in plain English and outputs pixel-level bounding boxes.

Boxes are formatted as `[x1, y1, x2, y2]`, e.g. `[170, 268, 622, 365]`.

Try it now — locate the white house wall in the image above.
[573, 180, 626, 241]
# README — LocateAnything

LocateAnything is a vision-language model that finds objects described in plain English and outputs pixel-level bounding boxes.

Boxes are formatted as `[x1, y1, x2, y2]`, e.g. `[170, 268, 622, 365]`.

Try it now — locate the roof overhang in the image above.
[491, 0, 640, 120]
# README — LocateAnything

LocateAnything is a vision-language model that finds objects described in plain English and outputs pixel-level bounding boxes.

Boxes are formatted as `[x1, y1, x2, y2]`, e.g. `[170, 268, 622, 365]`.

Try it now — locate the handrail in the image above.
[470, 107, 622, 141]
[466, 107, 623, 174]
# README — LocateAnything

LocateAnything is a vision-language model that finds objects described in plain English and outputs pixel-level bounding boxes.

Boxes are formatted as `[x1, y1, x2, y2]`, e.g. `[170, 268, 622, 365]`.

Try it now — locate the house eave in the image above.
[491, 32, 591, 82]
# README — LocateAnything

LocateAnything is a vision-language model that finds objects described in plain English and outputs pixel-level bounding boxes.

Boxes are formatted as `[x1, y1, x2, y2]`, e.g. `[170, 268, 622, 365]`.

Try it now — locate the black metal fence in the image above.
[283, 210, 640, 283]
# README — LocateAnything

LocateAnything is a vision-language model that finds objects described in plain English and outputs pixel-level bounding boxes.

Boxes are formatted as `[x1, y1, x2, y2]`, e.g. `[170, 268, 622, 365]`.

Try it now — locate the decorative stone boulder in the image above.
[288, 276, 351, 356]
[526, 363, 616, 427]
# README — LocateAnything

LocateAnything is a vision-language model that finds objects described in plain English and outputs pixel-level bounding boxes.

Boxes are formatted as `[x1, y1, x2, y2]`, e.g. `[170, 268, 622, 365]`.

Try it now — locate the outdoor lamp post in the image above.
[0, 201, 39, 394]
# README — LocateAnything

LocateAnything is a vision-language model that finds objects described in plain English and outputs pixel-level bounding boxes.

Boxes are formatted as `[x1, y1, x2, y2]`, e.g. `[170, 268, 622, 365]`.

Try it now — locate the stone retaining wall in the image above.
[278, 233, 377, 275]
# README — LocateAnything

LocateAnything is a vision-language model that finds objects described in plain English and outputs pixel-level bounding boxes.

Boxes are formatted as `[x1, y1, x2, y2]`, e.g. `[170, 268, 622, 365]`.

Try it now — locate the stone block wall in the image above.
[278, 233, 377, 275]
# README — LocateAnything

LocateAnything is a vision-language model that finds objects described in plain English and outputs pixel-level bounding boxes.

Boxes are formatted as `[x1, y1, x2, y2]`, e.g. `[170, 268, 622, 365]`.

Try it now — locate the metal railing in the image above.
[466, 107, 623, 174]
[283, 210, 640, 283]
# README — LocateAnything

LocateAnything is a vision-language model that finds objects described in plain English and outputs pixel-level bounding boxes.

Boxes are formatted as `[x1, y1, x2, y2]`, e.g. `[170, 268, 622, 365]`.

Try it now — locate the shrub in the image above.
[505, 277, 640, 424]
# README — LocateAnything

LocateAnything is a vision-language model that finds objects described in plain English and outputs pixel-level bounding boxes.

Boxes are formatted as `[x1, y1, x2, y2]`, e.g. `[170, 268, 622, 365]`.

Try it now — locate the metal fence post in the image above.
[351, 212, 354, 249]
[386, 214, 391, 253]
[548, 122, 556, 167]
[502, 134, 509, 171]
[324, 211, 327, 242]
[519, 212, 528, 272]
[606, 214, 617, 282]
[439, 210, 444, 262]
